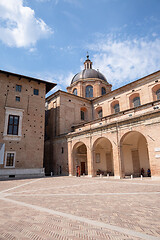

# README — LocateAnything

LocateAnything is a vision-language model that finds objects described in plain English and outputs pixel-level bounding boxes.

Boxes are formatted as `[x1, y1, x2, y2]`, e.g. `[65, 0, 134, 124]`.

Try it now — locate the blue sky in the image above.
[0, 0, 160, 96]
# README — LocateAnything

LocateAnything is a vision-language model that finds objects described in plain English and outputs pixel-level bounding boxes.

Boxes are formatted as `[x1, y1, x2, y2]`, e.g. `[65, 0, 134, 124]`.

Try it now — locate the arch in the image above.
[95, 106, 103, 118]
[111, 100, 120, 114]
[93, 137, 114, 176]
[86, 85, 93, 98]
[129, 93, 141, 108]
[152, 84, 160, 101]
[101, 87, 106, 96]
[72, 141, 88, 176]
[120, 131, 150, 177]
[80, 107, 87, 121]
[73, 88, 77, 95]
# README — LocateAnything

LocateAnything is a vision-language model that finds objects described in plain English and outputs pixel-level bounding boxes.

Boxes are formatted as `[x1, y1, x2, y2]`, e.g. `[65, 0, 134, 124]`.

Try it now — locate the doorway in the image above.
[81, 162, 85, 175]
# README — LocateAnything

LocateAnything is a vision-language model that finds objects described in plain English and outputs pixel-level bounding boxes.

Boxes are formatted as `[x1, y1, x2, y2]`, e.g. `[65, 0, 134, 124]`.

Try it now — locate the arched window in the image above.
[114, 104, 120, 113]
[73, 88, 77, 95]
[86, 85, 93, 98]
[98, 109, 102, 118]
[133, 97, 141, 108]
[156, 89, 160, 100]
[101, 87, 106, 96]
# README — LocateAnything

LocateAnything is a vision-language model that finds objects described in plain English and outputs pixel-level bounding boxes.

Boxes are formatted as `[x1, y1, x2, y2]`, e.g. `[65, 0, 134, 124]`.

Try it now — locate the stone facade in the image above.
[0, 70, 55, 178]
[45, 57, 160, 179]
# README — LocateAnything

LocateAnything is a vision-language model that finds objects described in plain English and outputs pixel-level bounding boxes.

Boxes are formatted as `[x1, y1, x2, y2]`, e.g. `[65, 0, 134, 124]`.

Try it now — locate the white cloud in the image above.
[0, 0, 53, 48]
[87, 35, 160, 89]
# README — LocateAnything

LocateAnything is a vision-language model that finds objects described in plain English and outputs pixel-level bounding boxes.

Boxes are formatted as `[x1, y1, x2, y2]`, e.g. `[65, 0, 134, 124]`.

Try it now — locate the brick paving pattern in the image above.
[0, 177, 159, 240]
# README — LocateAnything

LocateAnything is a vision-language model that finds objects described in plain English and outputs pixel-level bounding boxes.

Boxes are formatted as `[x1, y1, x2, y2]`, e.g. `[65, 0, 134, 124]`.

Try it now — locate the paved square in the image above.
[0, 177, 160, 240]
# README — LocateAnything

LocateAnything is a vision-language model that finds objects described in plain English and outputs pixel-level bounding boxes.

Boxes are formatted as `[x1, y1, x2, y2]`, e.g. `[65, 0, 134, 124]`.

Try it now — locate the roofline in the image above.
[0, 69, 56, 94]
[92, 69, 160, 102]
[46, 89, 91, 102]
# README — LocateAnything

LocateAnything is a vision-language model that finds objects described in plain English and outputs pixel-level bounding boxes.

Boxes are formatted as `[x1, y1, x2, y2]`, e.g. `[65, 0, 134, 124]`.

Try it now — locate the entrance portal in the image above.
[120, 131, 150, 177]
[93, 137, 114, 176]
[73, 142, 88, 176]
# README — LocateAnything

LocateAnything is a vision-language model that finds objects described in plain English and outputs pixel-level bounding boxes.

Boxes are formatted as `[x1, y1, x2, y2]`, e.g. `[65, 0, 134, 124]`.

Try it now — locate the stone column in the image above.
[87, 135, 95, 177]
[112, 125, 125, 179]
[147, 137, 160, 179]
[112, 144, 121, 179]
[68, 140, 74, 176]
[87, 147, 94, 177]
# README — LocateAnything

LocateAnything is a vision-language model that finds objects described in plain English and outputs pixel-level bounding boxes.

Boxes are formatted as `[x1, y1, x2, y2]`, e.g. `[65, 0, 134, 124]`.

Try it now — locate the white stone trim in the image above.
[4, 151, 16, 168]
[3, 107, 24, 141]
[0, 143, 5, 164]
[0, 168, 45, 177]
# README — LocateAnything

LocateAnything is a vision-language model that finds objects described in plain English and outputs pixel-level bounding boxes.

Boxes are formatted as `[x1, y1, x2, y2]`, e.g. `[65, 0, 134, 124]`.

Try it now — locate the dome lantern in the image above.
[84, 53, 92, 70]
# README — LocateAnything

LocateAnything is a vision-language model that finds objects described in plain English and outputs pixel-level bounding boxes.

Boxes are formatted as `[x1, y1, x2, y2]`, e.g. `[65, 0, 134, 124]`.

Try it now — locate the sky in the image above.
[0, 0, 160, 97]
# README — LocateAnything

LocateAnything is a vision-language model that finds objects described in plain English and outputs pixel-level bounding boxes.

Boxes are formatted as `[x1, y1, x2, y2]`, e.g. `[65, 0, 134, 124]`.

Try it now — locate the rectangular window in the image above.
[81, 110, 85, 120]
[34, 89, 39, 95]
[16, 85, 22, 92]
[6, 153, 15, 167]
[15, 96, 20, 102]
[7, 115, 19, 135]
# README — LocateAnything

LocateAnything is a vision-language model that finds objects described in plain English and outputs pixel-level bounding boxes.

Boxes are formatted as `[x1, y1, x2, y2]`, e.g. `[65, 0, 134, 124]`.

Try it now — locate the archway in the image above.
[120, 131, 150, 177]
[72, 142, 88, 176]
[93, 137, 114, 176]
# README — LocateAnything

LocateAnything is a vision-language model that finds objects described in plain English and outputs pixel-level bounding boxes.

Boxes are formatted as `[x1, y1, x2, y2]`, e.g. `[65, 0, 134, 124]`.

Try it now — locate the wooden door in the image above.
[81, 162, 85, 175]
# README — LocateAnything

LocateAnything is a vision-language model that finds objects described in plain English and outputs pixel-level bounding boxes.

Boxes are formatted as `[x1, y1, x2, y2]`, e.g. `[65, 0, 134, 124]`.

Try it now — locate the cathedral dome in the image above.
[71, 54, 108, 84]
[71, 68, 107, 84]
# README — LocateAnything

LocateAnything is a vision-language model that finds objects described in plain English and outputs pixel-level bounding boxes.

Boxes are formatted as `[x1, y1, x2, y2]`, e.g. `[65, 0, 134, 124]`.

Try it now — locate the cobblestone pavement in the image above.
[0, 177, 160, 240]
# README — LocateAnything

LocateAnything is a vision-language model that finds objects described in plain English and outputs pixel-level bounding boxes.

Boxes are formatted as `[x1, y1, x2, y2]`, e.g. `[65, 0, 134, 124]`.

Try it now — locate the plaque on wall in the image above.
[96, 153, 100, 163]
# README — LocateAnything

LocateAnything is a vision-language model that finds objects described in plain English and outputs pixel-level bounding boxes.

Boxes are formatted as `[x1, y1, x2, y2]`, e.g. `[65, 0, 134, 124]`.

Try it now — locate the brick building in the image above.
[0, 70, 55, 178]
[45, 55, 160, 179]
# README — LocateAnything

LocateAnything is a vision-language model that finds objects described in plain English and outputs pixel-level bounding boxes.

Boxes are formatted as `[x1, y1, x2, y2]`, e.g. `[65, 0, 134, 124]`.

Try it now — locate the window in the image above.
[114, 104, 120, 113]
[34, 89, 39, 95]
[16, 85, 22, 92]
[156, 89, 160, 100]
[133, 97, 141, 108]
[73, 88, 77, 95]
[98, 109, 102, 118]
[3, 107, 24, 140]
[5, 152, 15, 168]
[16, 96, 20, 102]
[81, 110, 85, 120]
[86, 85, 93, 98]
[7, 115, 19, 135]
[61, 147, 64, 154]
[101, 87, 106, 95]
